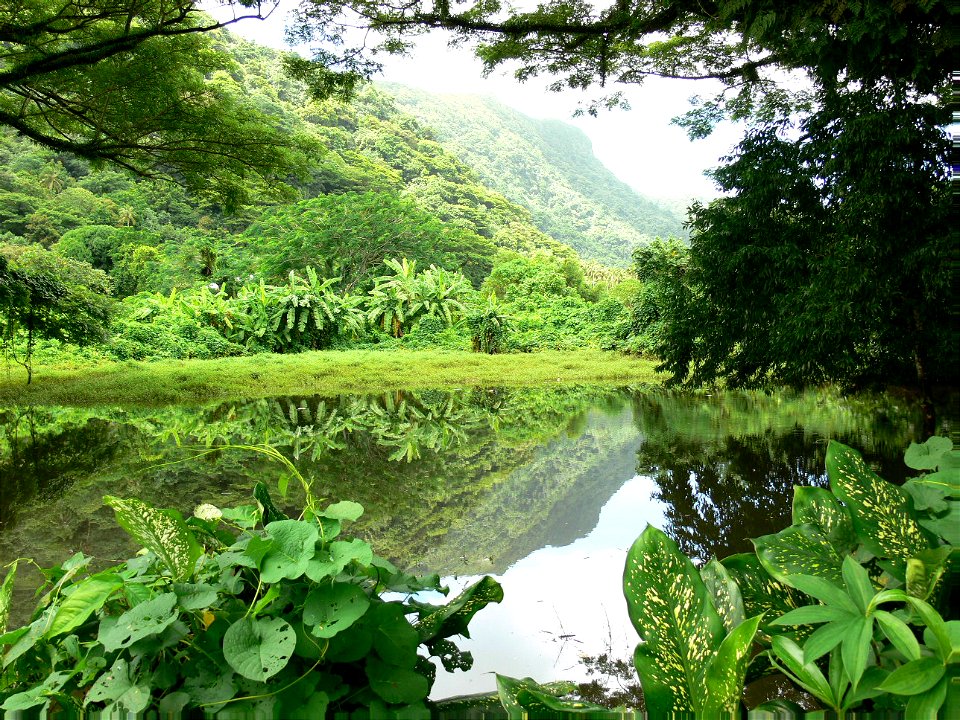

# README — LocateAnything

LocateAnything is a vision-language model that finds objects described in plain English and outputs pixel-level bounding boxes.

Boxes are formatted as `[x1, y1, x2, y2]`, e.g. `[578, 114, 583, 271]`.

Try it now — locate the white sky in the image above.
[214, 2, 744, 201]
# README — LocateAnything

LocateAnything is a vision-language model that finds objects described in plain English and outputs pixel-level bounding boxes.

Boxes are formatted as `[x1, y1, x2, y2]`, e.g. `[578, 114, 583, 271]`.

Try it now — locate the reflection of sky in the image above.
[428, 474, 667, 699]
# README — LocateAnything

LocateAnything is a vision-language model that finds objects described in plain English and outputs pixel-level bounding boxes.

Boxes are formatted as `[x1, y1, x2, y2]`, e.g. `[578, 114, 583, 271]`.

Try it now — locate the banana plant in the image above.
[623, 525, 763, 716]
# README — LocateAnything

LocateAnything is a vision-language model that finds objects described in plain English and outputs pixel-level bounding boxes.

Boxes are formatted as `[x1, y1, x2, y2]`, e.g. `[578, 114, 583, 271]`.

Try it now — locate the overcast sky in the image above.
[214, 2, 745, 201]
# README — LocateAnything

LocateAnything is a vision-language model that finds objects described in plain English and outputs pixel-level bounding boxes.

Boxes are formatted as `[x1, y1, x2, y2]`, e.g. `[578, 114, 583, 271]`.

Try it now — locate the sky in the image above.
[211, 1, 745, 201]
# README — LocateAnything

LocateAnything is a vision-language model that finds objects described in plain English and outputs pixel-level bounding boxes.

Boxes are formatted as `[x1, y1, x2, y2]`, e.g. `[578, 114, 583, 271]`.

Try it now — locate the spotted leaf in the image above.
[624, 525, 724, 714]
[104, 496, 201, 581]
[701, 558, 746, 634]
[827, 441, 933, 561]
[792, 486, 856, 553]
[754, 524, 846, 586]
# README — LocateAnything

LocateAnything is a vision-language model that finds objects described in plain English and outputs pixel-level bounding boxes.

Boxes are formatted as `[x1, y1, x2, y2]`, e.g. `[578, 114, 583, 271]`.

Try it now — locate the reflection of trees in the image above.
[638, 432, 828, 562]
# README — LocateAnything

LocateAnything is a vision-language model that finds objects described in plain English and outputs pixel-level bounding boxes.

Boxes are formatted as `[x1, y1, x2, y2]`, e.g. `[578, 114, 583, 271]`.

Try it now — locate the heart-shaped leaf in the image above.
[222, 616, 296, 682]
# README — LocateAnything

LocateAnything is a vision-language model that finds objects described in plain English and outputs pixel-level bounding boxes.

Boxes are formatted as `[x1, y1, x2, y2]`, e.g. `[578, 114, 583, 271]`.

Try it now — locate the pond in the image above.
[0, 385, 950, 700]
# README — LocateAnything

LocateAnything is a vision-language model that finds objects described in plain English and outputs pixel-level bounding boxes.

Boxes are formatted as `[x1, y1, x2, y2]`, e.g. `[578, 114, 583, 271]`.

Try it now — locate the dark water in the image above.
[0, 386, 951, 696]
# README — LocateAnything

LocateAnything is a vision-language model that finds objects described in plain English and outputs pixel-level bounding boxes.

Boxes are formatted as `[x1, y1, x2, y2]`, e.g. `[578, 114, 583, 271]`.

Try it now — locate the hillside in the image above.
[383, 84, 688, 266]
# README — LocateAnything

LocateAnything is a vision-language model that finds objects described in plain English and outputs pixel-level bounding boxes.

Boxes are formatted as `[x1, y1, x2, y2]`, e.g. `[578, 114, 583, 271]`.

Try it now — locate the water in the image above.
[0, 385, 948, 697]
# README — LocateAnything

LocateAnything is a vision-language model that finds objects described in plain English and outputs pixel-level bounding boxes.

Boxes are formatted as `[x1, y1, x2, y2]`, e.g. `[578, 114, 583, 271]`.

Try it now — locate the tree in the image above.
[0, 0, 312, 205]
[0, 244, 113, 383]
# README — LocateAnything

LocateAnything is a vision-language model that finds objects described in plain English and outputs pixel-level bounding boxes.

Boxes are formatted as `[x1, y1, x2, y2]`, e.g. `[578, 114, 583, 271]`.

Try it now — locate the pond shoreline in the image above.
[0, 349, 664, 407]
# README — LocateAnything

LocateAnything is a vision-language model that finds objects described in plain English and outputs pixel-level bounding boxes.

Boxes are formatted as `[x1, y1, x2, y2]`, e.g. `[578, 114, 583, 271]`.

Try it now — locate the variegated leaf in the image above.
[827, 441, 932, 561]
[701, 558, 746, 634]
[624, 526, 724, 714]
[754, 524, 845, 586]
[702, 614, 763, 713]
[104, 496, 202, 581]
[792, 486, 856, 553]
[722, 553, 806, 637]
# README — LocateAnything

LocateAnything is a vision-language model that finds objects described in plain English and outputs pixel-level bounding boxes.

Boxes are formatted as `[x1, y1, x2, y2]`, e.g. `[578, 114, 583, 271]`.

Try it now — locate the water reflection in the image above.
[0, 386, 949, 695]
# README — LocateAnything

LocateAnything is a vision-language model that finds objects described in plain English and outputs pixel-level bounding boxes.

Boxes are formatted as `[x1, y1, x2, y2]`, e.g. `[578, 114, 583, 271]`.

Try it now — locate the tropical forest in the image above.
[0, 0, 956, 718]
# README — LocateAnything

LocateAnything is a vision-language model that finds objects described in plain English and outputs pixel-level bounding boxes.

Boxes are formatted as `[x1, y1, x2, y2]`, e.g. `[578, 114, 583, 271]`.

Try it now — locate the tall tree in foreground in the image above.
[0, 0, 313, 205]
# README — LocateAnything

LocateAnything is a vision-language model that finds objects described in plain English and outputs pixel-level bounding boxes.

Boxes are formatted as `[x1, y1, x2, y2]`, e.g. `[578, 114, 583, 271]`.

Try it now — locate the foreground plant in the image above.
[623, 437, 958, 719]
[0, 483, 501, 716]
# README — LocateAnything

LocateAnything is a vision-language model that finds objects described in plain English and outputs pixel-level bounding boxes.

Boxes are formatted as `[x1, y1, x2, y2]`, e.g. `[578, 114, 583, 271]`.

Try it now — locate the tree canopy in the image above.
[0, 0, 315, 205]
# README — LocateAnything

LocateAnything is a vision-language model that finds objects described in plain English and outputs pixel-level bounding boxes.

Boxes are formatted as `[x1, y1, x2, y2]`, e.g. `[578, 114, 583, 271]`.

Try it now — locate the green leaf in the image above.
[780, 573, 859, 614]
[222, 616, 296, 682]
[841, 555, 876, 613]
[303, 582, 371, 638]
[771, 605, 852, 626]
[875, 610, 921, 661]
[905, 548, 952, 601]
[0, 670, 72, 712]
[755, 524, 845, 585]
[904, 437, 953, 471]
[803, 618, 855, 663]
[905, 675, 948, 720]
[721, 553, 806, 634]
[702, 614, 763, 714]
[105, 496, 202, 581]
[878, 657, 944, 696]
[792, 486, 856, 552]
[623, 526, 724, 714]
[827, 441, 931, 561]
[769, 635, 834, 705]
[366, 657, 429, 705]
[322, 500, 364, 522]
[260, 519, 319, 583]
[85, 657, 151, 714]
[416, 575, 503, 642]
[173, 582, 219, 611]
[1, 616, 45, 668]
[98, 592, 179, 652]
[254, 482, 287, 525]
[45, 571, 122, 639]
[841, 616, 873, 690]
[908, 597, 951, 661]
[306, 538, 373, 582]
[919, 503, 960, 546]
[0, 561, 16, 635]
[701, 558, 746, 633]
[370, 603, 419, 668]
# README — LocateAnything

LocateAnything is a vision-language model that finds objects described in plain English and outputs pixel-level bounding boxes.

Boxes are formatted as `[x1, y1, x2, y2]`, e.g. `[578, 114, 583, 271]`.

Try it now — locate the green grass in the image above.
[0, 350, 664, 407]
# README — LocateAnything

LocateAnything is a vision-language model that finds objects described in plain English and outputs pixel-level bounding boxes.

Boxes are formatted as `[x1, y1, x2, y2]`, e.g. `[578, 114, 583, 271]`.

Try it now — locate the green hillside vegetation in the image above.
[0, 32, 664, 384]
[384, 84, 688, 266]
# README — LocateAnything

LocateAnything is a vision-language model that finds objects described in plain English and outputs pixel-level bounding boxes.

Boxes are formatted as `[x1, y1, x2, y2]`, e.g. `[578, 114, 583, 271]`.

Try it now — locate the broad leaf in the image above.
[173, 582, 219, 611]
[85, 657, 151, 714]
[701, 558, 746, 633]
[222, 616, 296, 682]
[303, 582, 370, 638]
[322, 500, 364, 522]
[305, 538, 373, 582]
[702, 614, 763, 713]
[877, 657, 944, 696]
[827, 441, 931, 561]
[904, 437, 953, 471]
[0, 561, 17, 635]
[792, 486, 856, 552]
[260, 519, 318, 583]
[624, 526, 724, 714]
[722, 553, 806, 634]
[369, 603, 419, 668]
[841, 616, 873, 690]
[105, 496, 201, 581]
[46, 571, 122, 639]
[874, 610, 920, 661]
[770, 635, 833, 704]
[366, 657, 429, 705]
[0, 671, 73, 712]
[416, 575, 503, 642]
[98, 592, 179, 652]
[755, 523, 846, 586]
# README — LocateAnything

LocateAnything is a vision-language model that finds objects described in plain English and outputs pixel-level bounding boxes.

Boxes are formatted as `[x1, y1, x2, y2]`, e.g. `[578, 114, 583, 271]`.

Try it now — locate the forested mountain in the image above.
[384, 85, 688, 266]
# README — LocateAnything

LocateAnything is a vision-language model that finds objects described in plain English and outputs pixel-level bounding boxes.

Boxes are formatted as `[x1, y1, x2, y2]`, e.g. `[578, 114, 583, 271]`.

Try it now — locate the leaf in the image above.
[322, 500, 364, 522]
[104, 496, 201, 581]
[919, 503, 960, 546]
[98, 592, 179, 652]
[45, 571, 122, 639]
[0, 670, 73, 712]
[222, 616, 296, 682]
[173, 582, 219, 611]
[771, 605, 852, 626]
[792, 486, 856, 552]
[780, 573, 859, 614]
[905, 675, 948, 720]
[416, 575, 503, 642]
[802, 618, 855, 663]
[904, 437, 953, 471]
[769, 635, 833, 705]
[702, 614, 764, 713]
[827, 441, 931, 561]
[85, 657, 151, 714]
[754, 524, 845, 586]
[254, 481, 287, 525]
[305, 538, 373, 582]
[874, 609, 921, 661]
[841, 555, 876, 613]
[303, 582, 371, 638]
[366, 657, 429, 705]
[701, 558, 746, 633]
[0, 561, 17, 635]
[260, 519, 319, 583]
[721, 553, 806, 634]
[623, 526, 725, 714]
[370, 603, 420, 668]
[841, 616, 873, 690]
[878, 657, 944, 696]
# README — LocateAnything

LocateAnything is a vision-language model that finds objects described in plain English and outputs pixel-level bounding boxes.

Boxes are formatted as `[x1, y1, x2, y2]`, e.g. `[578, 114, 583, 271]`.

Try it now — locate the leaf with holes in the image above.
[624, 525, 725, 715]
[305, 539, 373, 582]
[222, 616, 296, 682]
[260, 520, 318, 583]
[416, 575, 503, 642]
[98, 592, 179, 652]
[105, 496, 201, 581]
[303, 583, 370, 638]
[827, 441, 932, 561]
[85, 657, 151, 714]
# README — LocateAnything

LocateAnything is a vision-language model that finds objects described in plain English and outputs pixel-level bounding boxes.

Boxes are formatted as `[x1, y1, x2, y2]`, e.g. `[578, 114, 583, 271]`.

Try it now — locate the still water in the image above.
[0, 385, 948, 697]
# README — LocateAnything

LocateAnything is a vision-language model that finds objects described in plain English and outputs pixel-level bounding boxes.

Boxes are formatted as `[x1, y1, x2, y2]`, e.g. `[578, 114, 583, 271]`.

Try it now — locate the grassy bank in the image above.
[0, 350, 664, 406]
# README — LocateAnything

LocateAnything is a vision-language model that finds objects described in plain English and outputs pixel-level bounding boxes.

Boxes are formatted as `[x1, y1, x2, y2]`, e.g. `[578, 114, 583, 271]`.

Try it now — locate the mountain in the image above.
[382, 84, 688, 266]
